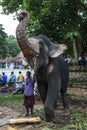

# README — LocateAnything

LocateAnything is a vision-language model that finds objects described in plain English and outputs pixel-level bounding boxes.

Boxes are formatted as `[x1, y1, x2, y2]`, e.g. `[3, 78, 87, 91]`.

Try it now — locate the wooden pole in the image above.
[0, 117, 41, 127]
[9, 117, 41, 125]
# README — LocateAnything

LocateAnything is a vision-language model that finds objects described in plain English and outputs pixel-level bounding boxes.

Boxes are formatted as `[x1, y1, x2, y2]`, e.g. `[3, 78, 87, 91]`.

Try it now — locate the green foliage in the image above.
[6, 35, 20, 57]
[71, 110, 87, 130]
[0, 0, 23, 14]
[33, 109, 42, 116]
[0, 24, 20, 58]
[57, 110, 87, 130]
[0, 0, 87, 56]
[0, 24, 9, 58]
[65, 31, 82, 42]
[0, 94, 23, 104]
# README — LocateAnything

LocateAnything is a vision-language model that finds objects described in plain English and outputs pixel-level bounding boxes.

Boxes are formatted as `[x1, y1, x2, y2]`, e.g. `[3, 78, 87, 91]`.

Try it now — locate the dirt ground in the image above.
[0, 88, 87, 130]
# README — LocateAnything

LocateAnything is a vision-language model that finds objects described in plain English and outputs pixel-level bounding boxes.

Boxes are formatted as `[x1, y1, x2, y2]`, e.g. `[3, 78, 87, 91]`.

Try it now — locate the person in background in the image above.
[67, 55, 72, 64]
[9, 72, 16, 85]
[85, 53, 87, 66]
[23, 71, 35, 117]
[78, 55, 82, 69]
[64, 56, 68, 63]
[17, 71, 24, 82]
[80, 52, 85, 68]
[16, 71, 24, 90]
[1, 72, 7, 86]
[0, 74, 3, 87]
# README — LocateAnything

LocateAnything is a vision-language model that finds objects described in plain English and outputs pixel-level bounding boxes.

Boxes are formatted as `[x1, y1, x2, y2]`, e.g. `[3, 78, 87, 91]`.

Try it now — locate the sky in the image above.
[0, 8, 18, 36]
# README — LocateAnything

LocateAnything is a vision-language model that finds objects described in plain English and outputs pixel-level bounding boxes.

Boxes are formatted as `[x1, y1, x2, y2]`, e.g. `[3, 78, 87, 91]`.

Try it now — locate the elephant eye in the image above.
[39, 41, 44, 48]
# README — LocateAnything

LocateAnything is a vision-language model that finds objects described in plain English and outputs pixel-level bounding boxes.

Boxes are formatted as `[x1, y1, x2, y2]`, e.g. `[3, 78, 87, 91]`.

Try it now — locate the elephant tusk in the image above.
[36, 54, 39, 57]
[32, 56, 37, 71]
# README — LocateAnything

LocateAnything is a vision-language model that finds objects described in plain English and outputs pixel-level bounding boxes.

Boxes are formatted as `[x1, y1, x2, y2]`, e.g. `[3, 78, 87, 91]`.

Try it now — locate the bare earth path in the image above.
[0, 88, 87, 130]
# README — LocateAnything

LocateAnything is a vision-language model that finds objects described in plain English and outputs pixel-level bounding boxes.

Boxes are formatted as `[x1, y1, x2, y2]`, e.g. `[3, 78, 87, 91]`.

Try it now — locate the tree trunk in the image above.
[73, 39, 78, 62]
[75, 39, 82, 57]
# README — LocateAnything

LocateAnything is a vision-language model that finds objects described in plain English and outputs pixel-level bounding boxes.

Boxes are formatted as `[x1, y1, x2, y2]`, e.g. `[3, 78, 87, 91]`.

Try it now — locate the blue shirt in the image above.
[10, 74, 16, 83]
[2, 74, 7, 85]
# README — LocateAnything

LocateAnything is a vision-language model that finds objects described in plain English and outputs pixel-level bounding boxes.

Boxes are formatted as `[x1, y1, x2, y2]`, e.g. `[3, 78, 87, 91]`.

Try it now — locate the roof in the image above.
[14, 51, 24, 61]
[0, 56, 14, 63]
[0, 51, 24, 63]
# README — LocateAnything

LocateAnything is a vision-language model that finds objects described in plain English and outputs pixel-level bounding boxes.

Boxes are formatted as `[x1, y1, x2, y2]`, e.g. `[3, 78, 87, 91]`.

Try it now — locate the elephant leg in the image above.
[54, 97, 58, 109]
[37, 83, 48, 120]
[37, 83, 47, 104]
[44, 77, 59, 122]
[60, 87, 69, 110]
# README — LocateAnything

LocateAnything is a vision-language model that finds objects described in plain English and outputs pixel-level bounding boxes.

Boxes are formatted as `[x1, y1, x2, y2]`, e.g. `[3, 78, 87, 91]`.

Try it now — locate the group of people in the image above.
[0, 71, 35, 117]
[0, 71, 24, 87]
[78, 52, 87, 69]
[64, 53, 87, 68]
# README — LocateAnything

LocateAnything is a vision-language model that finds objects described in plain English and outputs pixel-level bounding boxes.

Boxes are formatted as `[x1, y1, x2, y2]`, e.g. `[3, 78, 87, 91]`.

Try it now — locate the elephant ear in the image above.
[48, 42, 67, 58]
[28, 36, 67, 58]
[29, 37, 48, 55]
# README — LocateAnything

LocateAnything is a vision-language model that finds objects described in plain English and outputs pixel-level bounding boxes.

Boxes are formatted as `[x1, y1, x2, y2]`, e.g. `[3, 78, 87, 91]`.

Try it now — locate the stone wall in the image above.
[67, 65, 87, 96]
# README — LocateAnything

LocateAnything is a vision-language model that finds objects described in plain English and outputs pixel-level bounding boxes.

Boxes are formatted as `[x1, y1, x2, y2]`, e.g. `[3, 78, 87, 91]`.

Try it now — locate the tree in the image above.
[0, 24, 20, 58]
[65, 31, 82, 61]
[0, 24, 9, 58]
[1, 0, 87, 58]
[6, 35, 20, 57]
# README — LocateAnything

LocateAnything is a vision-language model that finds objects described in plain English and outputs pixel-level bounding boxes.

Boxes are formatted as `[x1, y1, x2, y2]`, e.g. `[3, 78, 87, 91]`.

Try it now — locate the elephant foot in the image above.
[40, 113, 45, 120]
[63, 105, 69, 112]
[44, 107, 55, 122]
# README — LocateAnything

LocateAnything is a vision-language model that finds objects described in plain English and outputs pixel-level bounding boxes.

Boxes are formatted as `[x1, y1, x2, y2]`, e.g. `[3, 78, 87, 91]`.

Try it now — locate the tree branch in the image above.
[78, 2, 87, 10]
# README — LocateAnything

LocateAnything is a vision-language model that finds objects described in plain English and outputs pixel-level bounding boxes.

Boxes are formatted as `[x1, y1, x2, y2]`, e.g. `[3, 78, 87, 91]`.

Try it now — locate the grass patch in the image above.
[57, 109, 87, 130]
[0, 94, 24, 105]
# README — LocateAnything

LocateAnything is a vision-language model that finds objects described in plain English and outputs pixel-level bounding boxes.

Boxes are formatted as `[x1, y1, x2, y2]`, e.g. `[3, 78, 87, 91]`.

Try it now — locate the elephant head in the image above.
[16, 11, 67, 70]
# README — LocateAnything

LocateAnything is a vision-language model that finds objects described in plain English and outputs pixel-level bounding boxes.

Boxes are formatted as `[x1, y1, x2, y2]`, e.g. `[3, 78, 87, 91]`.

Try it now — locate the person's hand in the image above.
[33, 73, 36, 82]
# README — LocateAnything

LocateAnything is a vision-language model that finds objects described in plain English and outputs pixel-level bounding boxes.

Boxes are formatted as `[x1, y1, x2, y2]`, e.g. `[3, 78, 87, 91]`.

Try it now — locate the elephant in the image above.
[16, 11, 69, 122]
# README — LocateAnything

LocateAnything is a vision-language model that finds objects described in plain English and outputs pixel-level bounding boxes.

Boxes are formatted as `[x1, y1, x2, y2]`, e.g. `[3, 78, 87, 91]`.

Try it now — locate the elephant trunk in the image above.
[16, 12, 37, 57]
